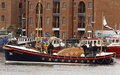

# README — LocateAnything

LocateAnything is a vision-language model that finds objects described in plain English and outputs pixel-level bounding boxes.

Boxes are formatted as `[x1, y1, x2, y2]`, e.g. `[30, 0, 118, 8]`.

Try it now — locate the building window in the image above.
[47, 3, 50, 9]
[47, 17, 50, 25]
[19, 16, 22, 24]
[74, 17, 76, 20]
[88, 2, 92, 8]
[30, 4, 33, 10]
[73, 32, 76, 38]
[19, 3, 22, 8]
[30, 17, 33, 25]
[1, 2, 5, 8]
[88, 31, 91, 38]
[78, 2, 85, 13]
[62, 32, 66, 39]
[74, 2, 76, 7]
[62, 17, 66, 24]
[1, 16, 5, 21]
[88, 17, 92, 25]
[62, 2, 66, 8]
[30, 32, 32, 37]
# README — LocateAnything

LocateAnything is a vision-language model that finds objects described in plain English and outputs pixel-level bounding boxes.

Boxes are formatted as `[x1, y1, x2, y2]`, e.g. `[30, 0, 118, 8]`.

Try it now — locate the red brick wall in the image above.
[0, 0, 11, 29]
[28, 0, 73, 38]
[0, 0, 21, 36]
[1, 0, 120, 38]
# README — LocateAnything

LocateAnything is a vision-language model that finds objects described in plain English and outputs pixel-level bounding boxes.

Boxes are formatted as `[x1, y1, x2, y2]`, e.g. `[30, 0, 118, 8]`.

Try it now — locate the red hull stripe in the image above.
[5, 46, 114, 60]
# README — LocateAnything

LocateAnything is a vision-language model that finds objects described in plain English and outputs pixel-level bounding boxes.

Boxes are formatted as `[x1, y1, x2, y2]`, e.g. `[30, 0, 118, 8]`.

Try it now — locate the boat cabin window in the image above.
[88, 41, 91, 44]
[116, 39, 119, 43]
[54, 40, 56, 44]
[91, 41, 92, 44]
[94, 41, 96, 44]
[112, 40, 115, 43]
[57, 40, 59, 44]
[54, 40, 59, 44]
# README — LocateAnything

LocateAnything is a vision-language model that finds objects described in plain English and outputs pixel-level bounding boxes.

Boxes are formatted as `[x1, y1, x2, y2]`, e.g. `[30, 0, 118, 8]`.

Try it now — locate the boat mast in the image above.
[100, 12, 104, 55]
[36, 0, 41, 49]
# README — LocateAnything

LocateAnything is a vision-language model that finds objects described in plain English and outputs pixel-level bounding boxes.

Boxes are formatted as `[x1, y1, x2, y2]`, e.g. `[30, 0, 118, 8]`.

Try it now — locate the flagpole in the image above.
[100, 12, 104, 55]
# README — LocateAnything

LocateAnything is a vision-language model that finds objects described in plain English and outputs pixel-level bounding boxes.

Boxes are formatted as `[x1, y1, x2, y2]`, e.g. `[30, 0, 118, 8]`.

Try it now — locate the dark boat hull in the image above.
[0, 47, 5, 52]
[4, 46, 115, 64]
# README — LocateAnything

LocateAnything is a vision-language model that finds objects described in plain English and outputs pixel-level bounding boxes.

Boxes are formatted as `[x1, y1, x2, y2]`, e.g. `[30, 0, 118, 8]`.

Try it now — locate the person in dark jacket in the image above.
[82, 43, 88, 57]
[88, 42, 93, 56]
[48, 42, 54, 55]
[93, 43, 98, 57]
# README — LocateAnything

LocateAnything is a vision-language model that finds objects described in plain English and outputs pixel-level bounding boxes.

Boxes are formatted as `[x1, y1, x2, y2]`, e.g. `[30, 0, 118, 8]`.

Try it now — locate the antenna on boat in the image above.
[100, 12, 104, 55]
[35, 0, 41, 49]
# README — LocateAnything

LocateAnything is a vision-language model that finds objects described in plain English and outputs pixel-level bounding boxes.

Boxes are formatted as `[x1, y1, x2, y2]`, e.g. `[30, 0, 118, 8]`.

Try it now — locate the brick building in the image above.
[0, 0, 22, 36]
[1, 0, 120, 38]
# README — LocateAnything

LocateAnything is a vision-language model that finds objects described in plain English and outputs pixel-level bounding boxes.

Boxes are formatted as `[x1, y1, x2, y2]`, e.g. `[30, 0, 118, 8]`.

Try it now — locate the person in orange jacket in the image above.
[44, 43, 48, 53]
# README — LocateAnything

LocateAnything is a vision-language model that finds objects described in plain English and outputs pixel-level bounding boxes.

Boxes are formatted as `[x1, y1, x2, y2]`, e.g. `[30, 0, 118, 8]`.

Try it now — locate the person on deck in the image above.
[44, 43, 48, 53]
[41, 41, 45, 52]
[93, 43, 98, 57]
[88, 42, 93, 56]
[82, 43, 88, 57]
[47, 42, 54, 55]
[74, 43, 78, 47]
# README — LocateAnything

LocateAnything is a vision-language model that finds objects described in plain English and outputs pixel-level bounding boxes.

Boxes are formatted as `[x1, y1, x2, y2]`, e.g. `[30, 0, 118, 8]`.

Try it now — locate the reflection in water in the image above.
[0, 53, 120, 75]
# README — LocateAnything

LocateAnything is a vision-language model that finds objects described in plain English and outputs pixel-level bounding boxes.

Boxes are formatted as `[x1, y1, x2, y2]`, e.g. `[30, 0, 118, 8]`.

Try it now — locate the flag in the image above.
[103, 16, 118, 34]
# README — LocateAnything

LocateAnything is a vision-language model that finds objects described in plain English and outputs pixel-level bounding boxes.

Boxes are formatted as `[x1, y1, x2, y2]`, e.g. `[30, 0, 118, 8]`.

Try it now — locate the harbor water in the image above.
[0, 52, 120, 75]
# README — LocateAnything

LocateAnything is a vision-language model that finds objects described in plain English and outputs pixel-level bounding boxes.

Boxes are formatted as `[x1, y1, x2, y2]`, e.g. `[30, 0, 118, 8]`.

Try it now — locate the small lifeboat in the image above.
[3, 45, 115, 64]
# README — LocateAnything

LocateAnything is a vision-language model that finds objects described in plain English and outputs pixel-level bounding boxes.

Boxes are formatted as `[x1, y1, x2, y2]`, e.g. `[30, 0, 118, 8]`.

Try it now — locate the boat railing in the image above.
[17, 37, 34, 44]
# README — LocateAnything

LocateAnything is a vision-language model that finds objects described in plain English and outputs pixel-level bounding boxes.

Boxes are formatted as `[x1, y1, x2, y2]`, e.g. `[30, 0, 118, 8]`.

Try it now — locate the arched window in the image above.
[78, 2, 85, 13]
[36, 4, 43, 14]
[78, 2, 85, 28]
